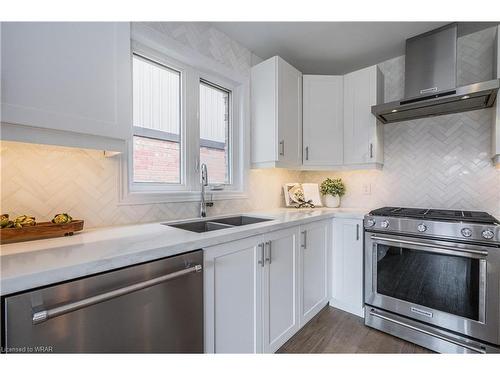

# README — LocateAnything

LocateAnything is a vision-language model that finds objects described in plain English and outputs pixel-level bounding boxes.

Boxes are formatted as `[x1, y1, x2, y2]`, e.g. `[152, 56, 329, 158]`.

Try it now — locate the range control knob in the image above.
[366, 219, 376, 227]
[482, 229, 495, 240]
[417, 224, 427, 232]
[380, 220, 390, 229]
[461, 228, 472, 238]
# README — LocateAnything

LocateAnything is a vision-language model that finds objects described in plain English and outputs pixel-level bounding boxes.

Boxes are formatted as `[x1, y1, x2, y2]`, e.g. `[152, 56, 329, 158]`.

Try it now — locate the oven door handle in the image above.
[370, 235, 489, 257]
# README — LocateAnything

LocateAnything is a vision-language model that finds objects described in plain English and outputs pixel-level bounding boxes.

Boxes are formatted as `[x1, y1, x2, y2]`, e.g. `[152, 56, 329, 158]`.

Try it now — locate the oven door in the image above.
[365, 232, 500, 345]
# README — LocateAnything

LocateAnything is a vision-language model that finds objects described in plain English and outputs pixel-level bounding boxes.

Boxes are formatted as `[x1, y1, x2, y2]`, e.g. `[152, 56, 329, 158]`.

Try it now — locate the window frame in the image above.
[119, 39, 247, 205]
[131, 52, 185, 188]
[198, 75, 233, 188]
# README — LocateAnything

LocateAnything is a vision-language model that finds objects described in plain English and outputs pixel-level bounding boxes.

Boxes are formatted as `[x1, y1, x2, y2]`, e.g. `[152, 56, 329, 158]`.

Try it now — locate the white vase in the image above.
[324, 195, 340, 208]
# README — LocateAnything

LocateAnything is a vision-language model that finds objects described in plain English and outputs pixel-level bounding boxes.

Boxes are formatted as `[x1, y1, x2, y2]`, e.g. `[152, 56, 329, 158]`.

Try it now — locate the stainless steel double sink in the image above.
[163, 215, 273, 233]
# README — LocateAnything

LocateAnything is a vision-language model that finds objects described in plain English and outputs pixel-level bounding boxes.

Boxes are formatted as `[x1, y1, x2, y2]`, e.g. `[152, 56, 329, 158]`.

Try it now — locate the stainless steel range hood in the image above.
[372, 23, 499, 124]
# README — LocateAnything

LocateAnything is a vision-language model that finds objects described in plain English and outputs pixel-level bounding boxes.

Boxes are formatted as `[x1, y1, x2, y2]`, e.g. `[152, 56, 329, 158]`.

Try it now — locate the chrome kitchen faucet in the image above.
[200, 163, 214, 218]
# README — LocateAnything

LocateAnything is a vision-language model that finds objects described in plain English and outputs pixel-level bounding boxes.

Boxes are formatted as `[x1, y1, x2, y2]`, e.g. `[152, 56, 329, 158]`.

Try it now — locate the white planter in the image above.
[324, 195, 340, 208]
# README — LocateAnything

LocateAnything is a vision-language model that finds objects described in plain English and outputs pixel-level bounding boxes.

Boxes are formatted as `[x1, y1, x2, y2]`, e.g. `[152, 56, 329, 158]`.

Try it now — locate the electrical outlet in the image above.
[362, 183, 371, 195]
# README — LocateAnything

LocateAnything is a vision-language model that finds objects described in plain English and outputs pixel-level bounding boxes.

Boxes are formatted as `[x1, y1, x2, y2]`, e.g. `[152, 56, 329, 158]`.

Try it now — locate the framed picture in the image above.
[283, 183, 322, 207]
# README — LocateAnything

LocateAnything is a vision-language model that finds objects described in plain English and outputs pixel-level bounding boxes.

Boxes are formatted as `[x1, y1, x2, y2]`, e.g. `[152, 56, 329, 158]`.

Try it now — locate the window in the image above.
[132, 54, 182, 184]
[199, 80, 231, 185]
[124, 41, 245, 204]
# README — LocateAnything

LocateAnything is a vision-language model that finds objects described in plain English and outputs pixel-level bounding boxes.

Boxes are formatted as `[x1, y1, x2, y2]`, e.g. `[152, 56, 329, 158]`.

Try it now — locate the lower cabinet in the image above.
[330, 218, 364, 317]
[203, 236, 264, 353]
[204, 220, 332, 353]
[299, 220, 330, 326]
[204, 226, 300, 353]
[262, 228, 300, 353]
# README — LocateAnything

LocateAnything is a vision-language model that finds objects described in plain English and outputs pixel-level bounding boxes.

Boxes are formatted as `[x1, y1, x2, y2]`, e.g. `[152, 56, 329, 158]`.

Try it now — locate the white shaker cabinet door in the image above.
[251, 56, 302, 169]
[303, 75, 343, 167]
[262, 227, 300, 353]
[331, 218, 364, 317]
[1, 22, 132, 141]
[204, 236, 264, 353]
[277, 57, 303, 167]
[299, 219, 330, 326]
[343, 65, 384, 167]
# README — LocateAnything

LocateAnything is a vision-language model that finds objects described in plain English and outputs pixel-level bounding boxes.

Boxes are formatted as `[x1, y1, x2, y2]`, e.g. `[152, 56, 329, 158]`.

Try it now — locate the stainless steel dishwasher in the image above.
[2, 250, 203, 353]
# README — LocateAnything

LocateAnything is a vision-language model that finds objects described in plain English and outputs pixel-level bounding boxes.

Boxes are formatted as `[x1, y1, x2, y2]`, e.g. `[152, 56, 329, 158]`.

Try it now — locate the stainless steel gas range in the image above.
[363, 207, 500, 354]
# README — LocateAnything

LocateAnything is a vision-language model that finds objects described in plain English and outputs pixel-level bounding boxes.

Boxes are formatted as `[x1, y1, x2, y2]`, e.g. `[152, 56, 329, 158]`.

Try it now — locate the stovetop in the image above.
[369, 207, 499, 225]
[365, 206, 500, 243]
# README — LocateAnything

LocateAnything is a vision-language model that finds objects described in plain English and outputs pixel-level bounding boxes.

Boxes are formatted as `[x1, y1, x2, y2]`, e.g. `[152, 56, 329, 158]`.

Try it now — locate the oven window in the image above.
[376, 245, 480, 321]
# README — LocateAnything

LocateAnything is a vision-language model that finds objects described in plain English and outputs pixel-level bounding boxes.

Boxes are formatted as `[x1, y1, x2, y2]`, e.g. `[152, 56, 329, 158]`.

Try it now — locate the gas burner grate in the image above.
[369, 207, 499, 225]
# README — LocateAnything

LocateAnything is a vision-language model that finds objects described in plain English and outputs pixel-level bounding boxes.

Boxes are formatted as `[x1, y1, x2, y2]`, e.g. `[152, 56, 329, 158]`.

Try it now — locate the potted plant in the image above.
[320, 178, 346, 208]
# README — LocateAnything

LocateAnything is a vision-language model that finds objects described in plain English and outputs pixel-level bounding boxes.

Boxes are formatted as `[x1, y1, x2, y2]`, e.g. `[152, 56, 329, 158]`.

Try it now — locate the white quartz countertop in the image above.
[0, 208, 367, 296]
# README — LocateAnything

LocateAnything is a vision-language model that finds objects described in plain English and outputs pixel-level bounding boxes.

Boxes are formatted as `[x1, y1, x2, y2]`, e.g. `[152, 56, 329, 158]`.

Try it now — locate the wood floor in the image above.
[278, 306, 433, 354]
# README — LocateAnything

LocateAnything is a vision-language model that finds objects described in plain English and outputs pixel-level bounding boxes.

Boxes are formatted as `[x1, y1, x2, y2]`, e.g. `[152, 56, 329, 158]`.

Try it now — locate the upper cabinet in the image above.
[343, 65, 384, 168]
[251, 56, 302, 169]
[302, 66, 384, 170]
[302, 75, 343, 168]
[1, 22, 132, 150]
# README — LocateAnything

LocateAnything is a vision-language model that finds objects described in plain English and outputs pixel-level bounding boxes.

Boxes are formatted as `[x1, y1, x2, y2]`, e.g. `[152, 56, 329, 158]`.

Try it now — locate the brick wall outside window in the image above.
[133, 136, 226, 184]
[133, 136, 180, 183]
[200, 146, 227, 184]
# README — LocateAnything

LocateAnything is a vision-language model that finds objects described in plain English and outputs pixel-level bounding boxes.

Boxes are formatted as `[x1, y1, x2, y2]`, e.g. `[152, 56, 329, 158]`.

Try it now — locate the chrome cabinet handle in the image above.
[369, 143, 373, 158]
[305, 146, 309, 161]
[356, 224, 360, 241]
[258, 242, 265, 267]
[32, 264, 203, 325]
[301, 230, 307, 249]
[279, 140, 285, 156]
[265, 241, 272, 264]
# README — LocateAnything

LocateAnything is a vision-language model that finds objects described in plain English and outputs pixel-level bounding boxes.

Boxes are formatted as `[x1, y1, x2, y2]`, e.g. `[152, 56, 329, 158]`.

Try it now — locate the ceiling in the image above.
[211, 22, 450, 74]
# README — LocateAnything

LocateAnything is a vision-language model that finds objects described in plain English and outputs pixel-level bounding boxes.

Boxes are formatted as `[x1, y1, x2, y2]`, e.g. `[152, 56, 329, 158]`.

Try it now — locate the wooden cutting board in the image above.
[0, 220, 84, 244]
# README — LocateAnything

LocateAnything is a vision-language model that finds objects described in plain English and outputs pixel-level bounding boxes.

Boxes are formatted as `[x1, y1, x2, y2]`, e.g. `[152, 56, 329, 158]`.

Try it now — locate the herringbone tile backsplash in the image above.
[0, 141, 302, 228]
[1, 24, 499, 228]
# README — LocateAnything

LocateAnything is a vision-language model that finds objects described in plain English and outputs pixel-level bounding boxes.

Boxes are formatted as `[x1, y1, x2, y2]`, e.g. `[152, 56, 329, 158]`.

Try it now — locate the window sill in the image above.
[118, 189, 248, 206]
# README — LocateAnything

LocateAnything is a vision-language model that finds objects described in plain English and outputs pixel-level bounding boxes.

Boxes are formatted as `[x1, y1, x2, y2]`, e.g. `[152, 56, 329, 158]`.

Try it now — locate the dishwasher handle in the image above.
[32, 264, 202, 325]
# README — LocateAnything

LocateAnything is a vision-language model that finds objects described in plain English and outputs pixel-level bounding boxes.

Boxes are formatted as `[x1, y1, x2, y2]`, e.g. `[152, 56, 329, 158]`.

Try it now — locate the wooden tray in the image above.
[0, 220, 84, 244]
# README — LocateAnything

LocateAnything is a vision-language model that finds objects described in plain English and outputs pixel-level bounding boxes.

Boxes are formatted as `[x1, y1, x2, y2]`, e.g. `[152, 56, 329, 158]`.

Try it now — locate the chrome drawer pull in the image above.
[258, 242, 265, 267]
[279, 140, 285, 156]
[369, 309, 486, 354]
[301, 230, 307, 249]
[265, 241, 272, 264]
[32, 264, 202, 325]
